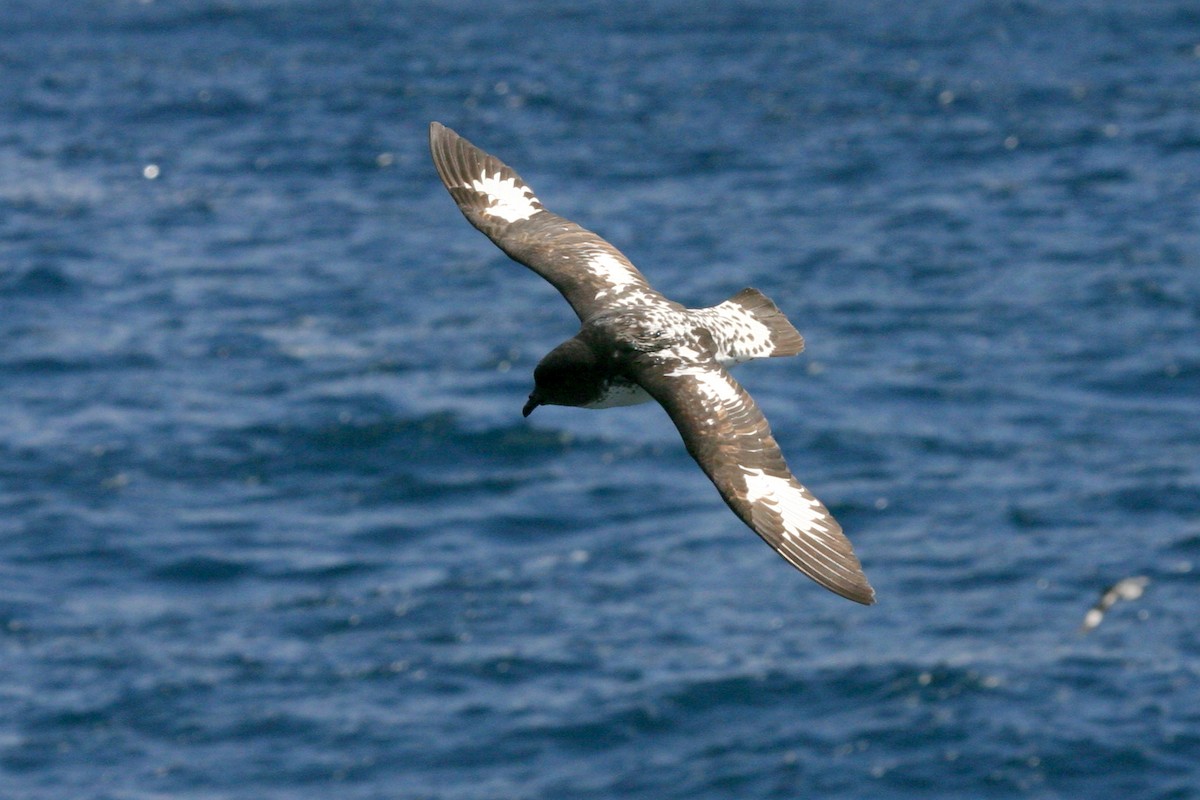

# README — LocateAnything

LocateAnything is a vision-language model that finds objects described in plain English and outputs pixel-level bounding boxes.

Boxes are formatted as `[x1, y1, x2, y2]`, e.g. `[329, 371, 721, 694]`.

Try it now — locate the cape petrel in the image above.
[429, 122, 875, 604]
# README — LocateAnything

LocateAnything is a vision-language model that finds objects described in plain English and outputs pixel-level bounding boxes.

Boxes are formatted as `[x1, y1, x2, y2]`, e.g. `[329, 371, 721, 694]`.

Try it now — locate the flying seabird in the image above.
[1079, 575, 1149, 633]
[429, 122, 875, 604]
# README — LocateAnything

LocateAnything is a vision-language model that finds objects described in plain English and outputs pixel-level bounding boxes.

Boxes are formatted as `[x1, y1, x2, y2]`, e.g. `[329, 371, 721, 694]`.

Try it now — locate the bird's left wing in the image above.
[429, 122, 677, 322]
[632, 350, 875, 604]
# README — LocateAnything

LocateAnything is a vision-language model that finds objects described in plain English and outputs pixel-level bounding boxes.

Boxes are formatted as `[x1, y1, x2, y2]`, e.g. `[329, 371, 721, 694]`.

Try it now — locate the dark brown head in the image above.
[523, 337, 603, 416]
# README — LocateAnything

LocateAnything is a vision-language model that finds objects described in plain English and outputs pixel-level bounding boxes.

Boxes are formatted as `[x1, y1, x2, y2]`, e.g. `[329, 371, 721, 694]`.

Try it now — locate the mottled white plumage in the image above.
[692, 296, 800, 366]
[429, 121, 874, 604]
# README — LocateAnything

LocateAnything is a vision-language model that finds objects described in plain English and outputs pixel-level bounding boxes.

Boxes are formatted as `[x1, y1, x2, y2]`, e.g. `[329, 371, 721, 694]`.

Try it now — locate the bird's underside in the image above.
[429, 121, 874, 605]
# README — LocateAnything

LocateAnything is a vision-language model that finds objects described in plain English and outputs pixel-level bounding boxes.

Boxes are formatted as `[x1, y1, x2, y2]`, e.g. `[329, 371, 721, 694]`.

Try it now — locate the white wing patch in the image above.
[661, 362, 740, 427]
[658, 364, 835, 543]
[586, 251, 643, 300]
[739, 468, 862, 584]
[663, 362, 735, 393]
[469, 171, 540, 223]
[741, 469, 831, 540]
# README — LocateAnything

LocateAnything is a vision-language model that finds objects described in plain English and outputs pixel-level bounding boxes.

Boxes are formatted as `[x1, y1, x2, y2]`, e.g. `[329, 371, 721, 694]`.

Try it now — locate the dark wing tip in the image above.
[428, 121, 472, 195]
[763, 509, 875, 605]
[843, 576, 877, 605]
[427, 121, 461, 172]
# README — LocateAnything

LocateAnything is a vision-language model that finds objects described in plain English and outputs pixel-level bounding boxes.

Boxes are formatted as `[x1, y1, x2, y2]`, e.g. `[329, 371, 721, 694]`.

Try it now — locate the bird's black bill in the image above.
[522, 396, 540, 417]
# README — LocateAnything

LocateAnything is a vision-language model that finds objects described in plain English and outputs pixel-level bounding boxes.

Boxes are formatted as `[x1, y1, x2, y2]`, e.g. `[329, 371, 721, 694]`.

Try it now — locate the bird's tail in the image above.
[701, 288, 805, 364]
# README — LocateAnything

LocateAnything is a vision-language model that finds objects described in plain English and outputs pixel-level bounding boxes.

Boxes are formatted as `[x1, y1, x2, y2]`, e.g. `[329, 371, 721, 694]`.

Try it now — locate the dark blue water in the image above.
[3, 1, 1199, 797]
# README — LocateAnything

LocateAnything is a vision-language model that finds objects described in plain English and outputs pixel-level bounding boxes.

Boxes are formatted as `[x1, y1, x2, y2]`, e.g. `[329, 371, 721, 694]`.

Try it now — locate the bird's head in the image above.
[523, 338, 600, 417]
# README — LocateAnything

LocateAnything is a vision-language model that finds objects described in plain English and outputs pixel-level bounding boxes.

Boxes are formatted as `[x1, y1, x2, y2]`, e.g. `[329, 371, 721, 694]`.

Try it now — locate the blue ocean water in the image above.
[3, 1, 1199, 797]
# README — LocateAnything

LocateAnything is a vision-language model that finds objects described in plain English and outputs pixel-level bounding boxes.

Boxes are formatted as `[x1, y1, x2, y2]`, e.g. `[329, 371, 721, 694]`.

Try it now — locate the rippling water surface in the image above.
[3, 2, 1199, 798]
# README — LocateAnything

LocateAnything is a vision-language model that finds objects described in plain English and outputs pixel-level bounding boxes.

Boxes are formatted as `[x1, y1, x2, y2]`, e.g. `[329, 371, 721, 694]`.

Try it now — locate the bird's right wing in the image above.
[429, 122, 678, 322]
[633, 350, 875, 604]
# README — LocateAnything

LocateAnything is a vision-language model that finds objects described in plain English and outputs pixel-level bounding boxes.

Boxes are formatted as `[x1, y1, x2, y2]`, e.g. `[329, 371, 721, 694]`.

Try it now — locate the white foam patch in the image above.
[469, 172, 539, 222]
[741, 468, 829, 541]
